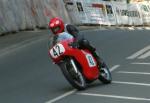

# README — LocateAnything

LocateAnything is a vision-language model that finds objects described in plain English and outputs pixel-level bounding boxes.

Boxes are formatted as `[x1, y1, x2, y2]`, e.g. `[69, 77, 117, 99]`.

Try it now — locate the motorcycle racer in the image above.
[48, 17, 102, 67]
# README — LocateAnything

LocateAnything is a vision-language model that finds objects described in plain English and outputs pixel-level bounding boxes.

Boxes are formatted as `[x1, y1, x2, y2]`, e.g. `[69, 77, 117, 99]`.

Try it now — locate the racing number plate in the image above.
[86, 54, 96, 67]
[50, 43, 65, 59]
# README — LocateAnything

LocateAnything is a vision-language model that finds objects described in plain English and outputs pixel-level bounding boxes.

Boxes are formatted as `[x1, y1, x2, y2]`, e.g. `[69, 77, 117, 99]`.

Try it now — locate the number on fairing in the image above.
[50, 44, 65, 58]
[86, 54, 96, 67]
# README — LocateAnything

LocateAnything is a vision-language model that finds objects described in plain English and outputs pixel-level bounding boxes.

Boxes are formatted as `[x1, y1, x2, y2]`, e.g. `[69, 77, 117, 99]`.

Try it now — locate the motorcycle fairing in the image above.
[49, 40, 99, 80]
[69, 49, 99, 80]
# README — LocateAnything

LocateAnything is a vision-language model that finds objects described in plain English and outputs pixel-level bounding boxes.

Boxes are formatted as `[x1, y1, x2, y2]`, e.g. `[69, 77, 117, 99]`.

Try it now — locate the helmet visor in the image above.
[51, 26, 60, 33]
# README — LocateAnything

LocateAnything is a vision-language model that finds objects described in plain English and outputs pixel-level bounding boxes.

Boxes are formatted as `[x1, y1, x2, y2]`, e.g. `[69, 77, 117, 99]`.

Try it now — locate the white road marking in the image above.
[110, 65, 120, 72]
[77, 92, 150, 101]
[46, 65, 120, 103]
[118, 71, 150, 75]
[131, 62, 150, 65]
[138, 50, 150, 59]
[113, 81, 150, 87]
[127, 45, 150, 59]
[46, 89, 77, 103]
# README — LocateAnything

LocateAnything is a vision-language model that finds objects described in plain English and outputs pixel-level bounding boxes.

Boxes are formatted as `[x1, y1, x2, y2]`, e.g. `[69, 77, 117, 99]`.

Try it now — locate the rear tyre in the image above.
[59, 58, 86, 90]
[98, 61, 112, 84]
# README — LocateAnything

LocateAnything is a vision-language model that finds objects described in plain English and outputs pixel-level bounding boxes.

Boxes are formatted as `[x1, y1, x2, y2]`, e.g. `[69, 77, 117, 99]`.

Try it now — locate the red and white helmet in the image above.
[48, 17, 65, 35]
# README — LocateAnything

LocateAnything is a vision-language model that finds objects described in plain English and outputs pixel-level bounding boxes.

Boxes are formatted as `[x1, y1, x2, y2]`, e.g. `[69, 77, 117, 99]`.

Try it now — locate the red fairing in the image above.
[49, 39, 99, 80]
[72, 49, 99, 80]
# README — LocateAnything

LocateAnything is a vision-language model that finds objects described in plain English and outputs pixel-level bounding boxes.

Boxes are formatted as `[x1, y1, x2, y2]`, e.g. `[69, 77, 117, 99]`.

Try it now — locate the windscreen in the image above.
[48, 32, 73, 48]
[56, 32, 73, 42]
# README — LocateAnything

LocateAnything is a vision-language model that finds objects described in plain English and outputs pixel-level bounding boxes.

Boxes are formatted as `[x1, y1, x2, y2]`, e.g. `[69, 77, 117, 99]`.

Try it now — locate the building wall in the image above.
[0, 0, 71, 35]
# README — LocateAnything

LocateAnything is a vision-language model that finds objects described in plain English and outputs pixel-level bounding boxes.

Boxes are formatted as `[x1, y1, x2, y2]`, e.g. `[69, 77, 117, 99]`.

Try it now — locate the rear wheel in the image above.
[98, 61, 112, 84]
[59, 58, 86, 90]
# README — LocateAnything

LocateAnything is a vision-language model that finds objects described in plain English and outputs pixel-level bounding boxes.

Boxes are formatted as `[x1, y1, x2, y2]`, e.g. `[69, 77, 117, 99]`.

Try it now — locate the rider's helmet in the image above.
[49, 17, 65, 35]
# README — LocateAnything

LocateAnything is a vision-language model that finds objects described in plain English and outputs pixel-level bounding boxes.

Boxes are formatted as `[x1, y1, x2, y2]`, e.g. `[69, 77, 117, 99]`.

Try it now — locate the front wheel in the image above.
[59, 58, 86, 90]
[98, 61, 112, 84]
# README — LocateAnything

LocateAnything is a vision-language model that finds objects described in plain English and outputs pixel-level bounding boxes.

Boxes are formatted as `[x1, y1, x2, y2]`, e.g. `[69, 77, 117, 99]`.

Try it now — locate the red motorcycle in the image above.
[49, 32, 112, 90]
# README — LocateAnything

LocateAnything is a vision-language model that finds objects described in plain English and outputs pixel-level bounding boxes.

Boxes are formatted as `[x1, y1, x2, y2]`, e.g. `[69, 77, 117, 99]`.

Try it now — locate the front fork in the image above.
[70, 59, 78, 74]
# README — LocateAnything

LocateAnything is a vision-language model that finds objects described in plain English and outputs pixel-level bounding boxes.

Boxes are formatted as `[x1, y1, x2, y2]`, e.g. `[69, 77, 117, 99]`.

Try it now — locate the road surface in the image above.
[0, 28, 150, 103]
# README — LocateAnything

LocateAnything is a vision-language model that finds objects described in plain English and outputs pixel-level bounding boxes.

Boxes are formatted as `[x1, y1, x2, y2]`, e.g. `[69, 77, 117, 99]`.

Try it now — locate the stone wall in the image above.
[0, 0, 71, 35]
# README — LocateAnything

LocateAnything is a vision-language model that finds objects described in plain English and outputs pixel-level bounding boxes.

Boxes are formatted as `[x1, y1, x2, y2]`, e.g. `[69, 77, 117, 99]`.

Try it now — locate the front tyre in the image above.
[59, 58, 86, 90]
[98, 61, 112, 84]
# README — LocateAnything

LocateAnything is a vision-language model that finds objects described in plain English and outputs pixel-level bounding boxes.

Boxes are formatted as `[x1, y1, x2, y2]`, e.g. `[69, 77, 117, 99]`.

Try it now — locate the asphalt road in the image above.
[0, 28, 150, 103]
